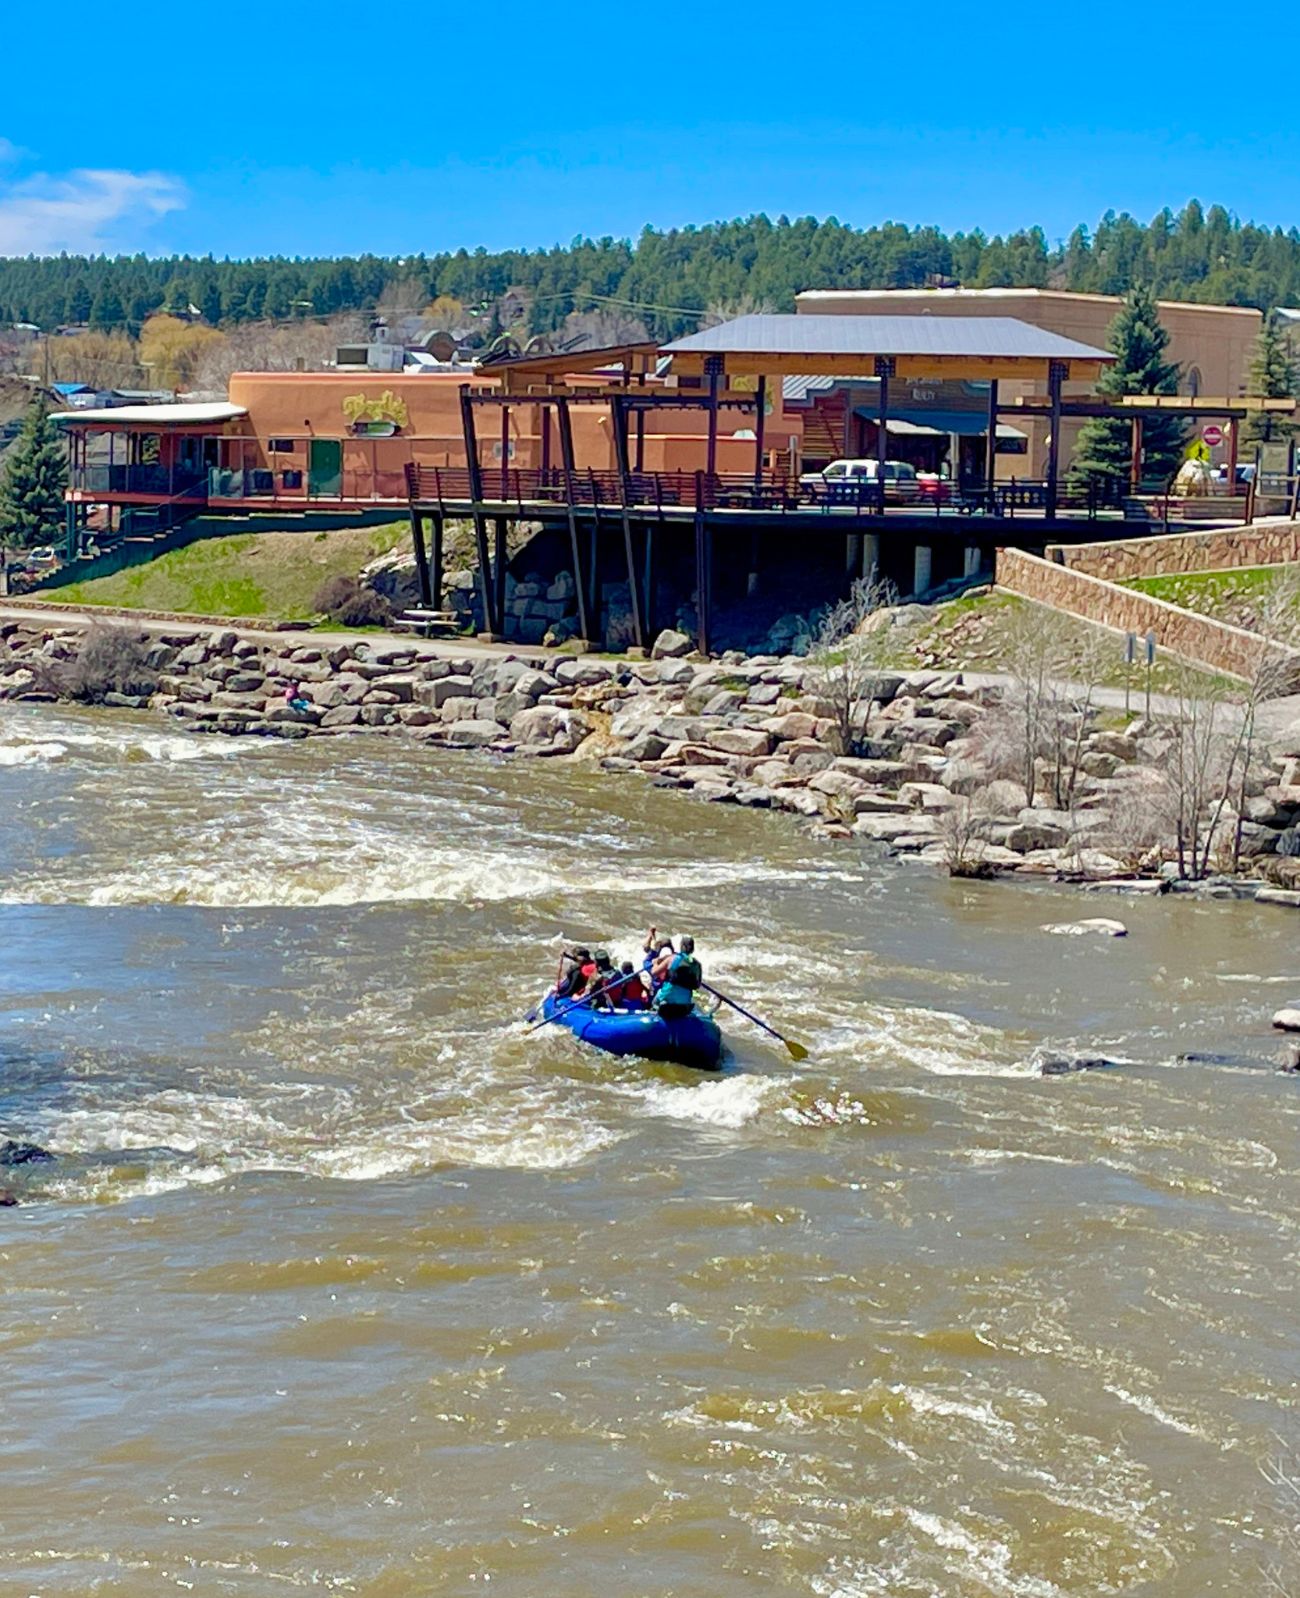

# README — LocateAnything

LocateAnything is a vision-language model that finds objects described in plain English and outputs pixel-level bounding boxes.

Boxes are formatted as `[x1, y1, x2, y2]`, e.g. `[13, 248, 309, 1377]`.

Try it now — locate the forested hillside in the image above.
[2, 202, 1298, 338]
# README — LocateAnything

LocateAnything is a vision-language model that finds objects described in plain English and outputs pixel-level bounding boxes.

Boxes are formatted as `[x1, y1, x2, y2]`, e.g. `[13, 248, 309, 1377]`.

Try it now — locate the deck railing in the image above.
[403, 464, 1135, 520]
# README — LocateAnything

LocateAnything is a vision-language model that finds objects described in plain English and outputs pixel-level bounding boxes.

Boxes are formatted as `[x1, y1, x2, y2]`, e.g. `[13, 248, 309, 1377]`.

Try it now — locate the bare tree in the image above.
[936, 794, 996, 877]
[986, 607, 1110, 808]
[191, 313, 369, 395]
[806, 575, 899, 755]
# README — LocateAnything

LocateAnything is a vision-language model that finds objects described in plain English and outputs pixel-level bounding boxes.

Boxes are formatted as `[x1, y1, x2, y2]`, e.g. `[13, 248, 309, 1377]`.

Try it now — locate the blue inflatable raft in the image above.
[540, 992, 724, 1071]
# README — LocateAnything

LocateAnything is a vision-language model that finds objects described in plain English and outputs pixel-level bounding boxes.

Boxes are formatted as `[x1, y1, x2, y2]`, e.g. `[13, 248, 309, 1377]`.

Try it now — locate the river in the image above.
[0, 703, 1295, 1596]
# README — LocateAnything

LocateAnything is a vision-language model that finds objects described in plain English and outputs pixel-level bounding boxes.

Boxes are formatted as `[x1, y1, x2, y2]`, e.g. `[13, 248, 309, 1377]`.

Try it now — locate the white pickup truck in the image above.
[799, 458, 922, 502]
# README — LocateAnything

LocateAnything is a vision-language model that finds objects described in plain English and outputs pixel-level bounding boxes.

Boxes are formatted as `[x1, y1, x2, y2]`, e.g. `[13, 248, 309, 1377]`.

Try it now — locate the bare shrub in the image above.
[936, 794, 996, 878]
[807, 575, 898, 756]
[311, 575, 391, 628]
[999, 608, 1110, 808]
[1093, 775, 1170, 873]
[1259, 1440, 1300, 1597]
[36, 627, 159, 703]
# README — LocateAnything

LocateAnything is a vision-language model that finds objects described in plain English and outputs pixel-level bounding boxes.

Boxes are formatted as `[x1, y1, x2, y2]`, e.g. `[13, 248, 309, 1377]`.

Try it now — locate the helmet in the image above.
[680, 935, 695, 954]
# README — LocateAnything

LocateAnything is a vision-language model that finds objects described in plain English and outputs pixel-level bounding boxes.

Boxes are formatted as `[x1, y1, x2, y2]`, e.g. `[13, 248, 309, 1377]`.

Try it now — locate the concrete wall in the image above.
[1047, 521, 1300, 581]
[995, 544, 1300, 680]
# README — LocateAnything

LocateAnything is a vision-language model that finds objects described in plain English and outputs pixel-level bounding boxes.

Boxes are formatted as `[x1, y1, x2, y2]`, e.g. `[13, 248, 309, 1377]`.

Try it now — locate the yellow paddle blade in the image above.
[784, 1038, 809, 1062]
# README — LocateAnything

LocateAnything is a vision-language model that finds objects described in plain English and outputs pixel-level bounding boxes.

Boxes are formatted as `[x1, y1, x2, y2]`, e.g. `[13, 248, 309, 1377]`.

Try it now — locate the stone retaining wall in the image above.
[996, 546, 1300, 681]
[1047, 521, 1300, 581]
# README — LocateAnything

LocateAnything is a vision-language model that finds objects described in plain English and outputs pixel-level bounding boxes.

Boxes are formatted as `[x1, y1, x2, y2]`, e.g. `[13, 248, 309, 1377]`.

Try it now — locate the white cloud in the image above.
[0, 166, 185, 254]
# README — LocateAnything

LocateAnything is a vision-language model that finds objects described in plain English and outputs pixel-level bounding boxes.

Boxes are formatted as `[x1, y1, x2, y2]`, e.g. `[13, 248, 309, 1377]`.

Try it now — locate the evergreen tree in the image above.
[1245, 311, 1297, 444]
[88, 283, 125, 332]
[1069, 284, 1186, 493]
[0, 404, 68, 549]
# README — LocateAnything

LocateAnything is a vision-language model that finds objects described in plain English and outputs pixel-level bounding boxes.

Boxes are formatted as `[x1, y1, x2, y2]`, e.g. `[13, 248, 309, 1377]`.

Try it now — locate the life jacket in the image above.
[669, 954, 702, 992]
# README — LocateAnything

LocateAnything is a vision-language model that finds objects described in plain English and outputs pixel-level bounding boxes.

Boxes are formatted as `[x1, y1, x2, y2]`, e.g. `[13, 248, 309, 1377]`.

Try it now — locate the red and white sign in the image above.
[1202, 423, 1225, 447]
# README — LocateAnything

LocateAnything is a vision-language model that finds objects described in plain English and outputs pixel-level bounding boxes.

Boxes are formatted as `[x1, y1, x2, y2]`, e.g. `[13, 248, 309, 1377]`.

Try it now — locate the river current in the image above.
[0, 703, 1295, 1596]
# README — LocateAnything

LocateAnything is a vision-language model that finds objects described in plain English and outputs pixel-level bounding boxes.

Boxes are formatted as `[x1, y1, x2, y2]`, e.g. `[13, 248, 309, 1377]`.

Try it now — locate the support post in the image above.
[459, 387, 494, 633]
[861, 532, 880, 584]
[618, 477, 645, 652]
[644, 519, 657, 640]
[430, 513, 444, 611]
[875, 357, 895, 510]
[1046, 360, 1066, 520]
[984, 379, 999, 498]
[753, 376, 767, 490]
[472, 514, 495, 635]
[500, 404, 510, 498]
[588, 474, 603, 644]
[408, 503, 432, 605]
[913, 544, 932, 597]
[1129, 415, 1143, 492]
[556, 397, 592, 643]
[704, 354, 723, 483]
[694, 509, 711, 657]
[493, 517, 508, 634]
[634, 408, 646, 472]
[540, 404, 551, 483]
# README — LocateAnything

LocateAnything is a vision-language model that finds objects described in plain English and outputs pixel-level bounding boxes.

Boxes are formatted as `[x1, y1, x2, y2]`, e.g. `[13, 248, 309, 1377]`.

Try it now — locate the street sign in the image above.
[1202, 423, 1224, 447]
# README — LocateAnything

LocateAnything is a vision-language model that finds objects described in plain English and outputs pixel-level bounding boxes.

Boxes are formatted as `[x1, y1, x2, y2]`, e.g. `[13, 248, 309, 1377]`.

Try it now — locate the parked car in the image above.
[23, 546, 58, 569]
[799, 459, 923, 503]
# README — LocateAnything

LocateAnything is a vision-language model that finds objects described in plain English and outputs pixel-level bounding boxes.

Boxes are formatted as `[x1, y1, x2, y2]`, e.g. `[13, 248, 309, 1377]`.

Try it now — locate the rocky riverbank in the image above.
[5, 614, 1300, 907]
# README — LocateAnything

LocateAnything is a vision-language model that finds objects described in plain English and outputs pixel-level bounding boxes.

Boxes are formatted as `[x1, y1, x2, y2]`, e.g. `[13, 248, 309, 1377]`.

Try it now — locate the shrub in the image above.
[311, 574, 392, 628]
[311, 573, 361, 614]
[36, 626, 159, 703]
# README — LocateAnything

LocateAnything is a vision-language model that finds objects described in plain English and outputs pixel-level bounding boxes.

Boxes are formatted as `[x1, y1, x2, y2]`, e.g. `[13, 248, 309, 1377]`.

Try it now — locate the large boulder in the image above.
[651, 628, 693, 659]
[416, 674, 476, 708]
[706, 727, 772, 758]
[446, 719, 505, 748]
[509, 705, 590, 752]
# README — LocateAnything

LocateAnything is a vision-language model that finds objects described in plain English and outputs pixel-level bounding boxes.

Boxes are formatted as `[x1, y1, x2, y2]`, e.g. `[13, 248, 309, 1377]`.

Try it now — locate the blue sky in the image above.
[2, 3, 1293, 259]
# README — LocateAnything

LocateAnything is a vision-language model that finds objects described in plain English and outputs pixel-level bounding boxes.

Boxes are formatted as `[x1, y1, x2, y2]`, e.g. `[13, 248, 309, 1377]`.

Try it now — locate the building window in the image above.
[268, 437, 298, 453]
[1186, 366, 1202, 399]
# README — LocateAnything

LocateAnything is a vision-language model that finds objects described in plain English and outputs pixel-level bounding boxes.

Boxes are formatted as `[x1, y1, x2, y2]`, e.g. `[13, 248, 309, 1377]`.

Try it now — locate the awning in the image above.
[49, 401, 248, 426]
[855, 405, 1027, 440]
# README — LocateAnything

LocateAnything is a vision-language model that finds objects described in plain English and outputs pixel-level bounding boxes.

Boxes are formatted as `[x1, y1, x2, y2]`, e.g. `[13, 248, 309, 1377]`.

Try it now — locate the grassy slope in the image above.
[56, 523, 407, 620]
[885, 591, 1233, 696]
[1123, 564, 1300, 631]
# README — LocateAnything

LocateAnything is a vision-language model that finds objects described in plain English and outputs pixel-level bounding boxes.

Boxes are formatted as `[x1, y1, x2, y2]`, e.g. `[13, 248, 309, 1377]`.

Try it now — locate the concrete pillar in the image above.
[963, 544, 981, 579]
[913, 543, 932, 596]
[846, 532, 861, 575]
[861, 532, 880, 584]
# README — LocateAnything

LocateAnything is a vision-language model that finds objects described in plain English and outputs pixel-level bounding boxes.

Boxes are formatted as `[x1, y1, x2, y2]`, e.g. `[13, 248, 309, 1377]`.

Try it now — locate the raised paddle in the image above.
[701, 981, 809, 1061]
[525, 970, 627, 1034]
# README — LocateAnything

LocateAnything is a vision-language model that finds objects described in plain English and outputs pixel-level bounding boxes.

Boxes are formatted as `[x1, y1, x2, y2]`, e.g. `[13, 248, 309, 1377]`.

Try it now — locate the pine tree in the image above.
[1245, 311, 1297, 444]
[0, 404, 68, 549]
[1068, 283, 1187, 493]
[89, 283, 125, 332]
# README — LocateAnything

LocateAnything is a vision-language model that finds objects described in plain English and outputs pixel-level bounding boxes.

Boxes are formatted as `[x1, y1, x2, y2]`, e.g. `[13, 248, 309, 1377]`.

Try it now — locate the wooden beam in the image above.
[430, 512, 444, 611]
[1046, 360, 1065, 519]
[556, 397, 592, 644]
[408, 504, 432, 606]
[984, 379, 999, 496]
[694, 509, 710, 657]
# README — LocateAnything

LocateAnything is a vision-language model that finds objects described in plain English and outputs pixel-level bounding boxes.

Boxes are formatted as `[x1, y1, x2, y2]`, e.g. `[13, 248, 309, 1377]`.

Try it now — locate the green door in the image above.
[309, 438, 342, 498]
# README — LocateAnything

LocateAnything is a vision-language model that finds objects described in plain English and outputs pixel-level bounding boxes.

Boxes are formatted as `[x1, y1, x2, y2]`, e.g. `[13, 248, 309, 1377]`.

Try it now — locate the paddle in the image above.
[525, 970, 628, 1034]
[700, 981, 809, 1061]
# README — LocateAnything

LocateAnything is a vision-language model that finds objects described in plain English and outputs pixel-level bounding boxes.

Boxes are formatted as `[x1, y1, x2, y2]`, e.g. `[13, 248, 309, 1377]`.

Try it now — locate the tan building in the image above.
[794, 287, 1261, 477]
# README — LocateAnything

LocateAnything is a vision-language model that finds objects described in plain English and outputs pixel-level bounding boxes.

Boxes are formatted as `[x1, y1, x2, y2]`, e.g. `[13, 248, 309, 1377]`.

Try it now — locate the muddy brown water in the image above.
[0, 704, 1296, 1596]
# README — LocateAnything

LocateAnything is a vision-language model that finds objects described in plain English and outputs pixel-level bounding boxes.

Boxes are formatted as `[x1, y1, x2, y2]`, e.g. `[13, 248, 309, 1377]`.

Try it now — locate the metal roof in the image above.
[664, 314, 1112, 362]
[50, 401, 248, 426]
